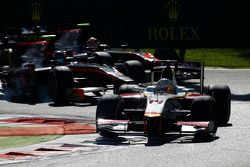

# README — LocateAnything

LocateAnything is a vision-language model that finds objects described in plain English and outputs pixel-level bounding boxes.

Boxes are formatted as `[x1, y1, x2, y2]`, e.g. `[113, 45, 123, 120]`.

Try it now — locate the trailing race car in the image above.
[48, 63, 135, 105]
[1, 28, 156, 104]
[95, 67, 231, 139]
[1, 60, 140, 104]
[0, 40, 55, 103]
[0, 42, 147, 104]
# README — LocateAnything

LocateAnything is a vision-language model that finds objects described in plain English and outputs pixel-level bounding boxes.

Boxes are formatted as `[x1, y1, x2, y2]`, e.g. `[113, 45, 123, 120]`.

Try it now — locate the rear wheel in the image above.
[92, 51, 114, 66]
[49, 66, 74, 105]
[206, 84, 231, 126]
[120, 60, 146, 84]
[154, 48, 179, 60]
[96, 94, 125, 137]
[117, 84, 146, 111]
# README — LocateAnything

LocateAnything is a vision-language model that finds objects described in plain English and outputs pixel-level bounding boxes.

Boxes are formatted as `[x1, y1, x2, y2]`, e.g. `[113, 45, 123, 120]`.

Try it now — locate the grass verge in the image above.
[185, 48, 250, 68]
[138, 48, 250, 68]
[0, 135, 61, 150]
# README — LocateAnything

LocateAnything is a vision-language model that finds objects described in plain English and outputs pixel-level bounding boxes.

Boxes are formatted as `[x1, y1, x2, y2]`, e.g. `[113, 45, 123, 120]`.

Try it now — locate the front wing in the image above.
[97, 118, 216, 136]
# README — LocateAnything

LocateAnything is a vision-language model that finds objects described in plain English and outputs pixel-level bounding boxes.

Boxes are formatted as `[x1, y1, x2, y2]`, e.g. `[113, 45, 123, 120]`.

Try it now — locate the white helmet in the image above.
[86, 37, 99, 49]
[156, 78, 176, 94]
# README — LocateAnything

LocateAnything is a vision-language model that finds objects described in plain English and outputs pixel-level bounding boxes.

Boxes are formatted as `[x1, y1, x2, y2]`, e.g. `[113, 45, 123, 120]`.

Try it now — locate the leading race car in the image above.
[87, 50, 202, 84]
[95, 67, 231, 139]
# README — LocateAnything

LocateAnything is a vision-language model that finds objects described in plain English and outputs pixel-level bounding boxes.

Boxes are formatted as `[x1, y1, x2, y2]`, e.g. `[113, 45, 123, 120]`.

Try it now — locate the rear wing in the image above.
[151, 60, 204, 94]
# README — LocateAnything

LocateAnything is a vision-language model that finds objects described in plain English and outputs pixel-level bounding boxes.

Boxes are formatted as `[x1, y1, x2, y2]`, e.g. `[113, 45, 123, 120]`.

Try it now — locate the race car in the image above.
[85, 50, 202, 84]
[72, 37, 202, 84]
[95, 68, 231, 138]
[0, 39, 55, 103]
[48, 63, 135, 105]
[0, 40, 146, 104]
[1, 60, 139, 104]
[1, 28, 151, 102]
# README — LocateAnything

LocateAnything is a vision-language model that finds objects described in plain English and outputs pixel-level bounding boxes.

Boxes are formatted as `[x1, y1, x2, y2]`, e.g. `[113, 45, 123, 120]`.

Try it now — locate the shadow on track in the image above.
[93, 132, 220, 147]
[93, 121, 233, 147]
[0, 87, 99, 107]
[48, 98, 99, 107]
[231, 93, 250, 101]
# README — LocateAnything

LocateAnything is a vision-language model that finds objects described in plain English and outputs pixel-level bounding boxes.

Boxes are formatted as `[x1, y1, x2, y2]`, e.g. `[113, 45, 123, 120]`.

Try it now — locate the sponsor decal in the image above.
[144, 112, 161, 117]
[29, 0, 43, 24]
[177, 121, 209, 127]
[97, 119, 129, 125]
[148, 0, 200, 41]
[166, 0, 180, 23]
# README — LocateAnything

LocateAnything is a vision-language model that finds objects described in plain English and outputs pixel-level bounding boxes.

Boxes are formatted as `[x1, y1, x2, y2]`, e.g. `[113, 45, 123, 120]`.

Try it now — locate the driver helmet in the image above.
[156, 78, 176, 94]
[86, 37, 100, 49]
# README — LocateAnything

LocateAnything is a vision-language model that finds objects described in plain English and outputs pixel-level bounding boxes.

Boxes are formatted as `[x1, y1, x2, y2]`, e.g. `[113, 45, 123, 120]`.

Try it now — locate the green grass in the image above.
[184, 48, 250, 68]
[139, 48, 250, 68]
[0, 135, 61, 149]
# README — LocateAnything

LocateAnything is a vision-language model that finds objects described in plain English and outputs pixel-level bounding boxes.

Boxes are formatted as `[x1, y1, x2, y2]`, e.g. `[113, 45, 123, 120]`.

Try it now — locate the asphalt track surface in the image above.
[0, 68, 250, 167]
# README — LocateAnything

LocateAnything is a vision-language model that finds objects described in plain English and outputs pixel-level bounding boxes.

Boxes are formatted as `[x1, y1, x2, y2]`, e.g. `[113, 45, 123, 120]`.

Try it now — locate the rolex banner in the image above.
[0, 0, 249, 48]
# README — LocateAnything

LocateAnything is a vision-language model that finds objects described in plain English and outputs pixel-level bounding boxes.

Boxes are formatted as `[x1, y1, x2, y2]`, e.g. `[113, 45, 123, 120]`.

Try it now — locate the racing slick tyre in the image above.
[191, 96, 216, 121]
[49, 66, 74, 105]
[117, 84, 146, 110]
[92, 51, 114, 66]
[206, 84, 231, 126]
[120, 60, 146, 84]
[154, 48, 179, 60]
[96, 94, 126, 137]
[117, 84, 141, 95]
[191, 96, 217, 133]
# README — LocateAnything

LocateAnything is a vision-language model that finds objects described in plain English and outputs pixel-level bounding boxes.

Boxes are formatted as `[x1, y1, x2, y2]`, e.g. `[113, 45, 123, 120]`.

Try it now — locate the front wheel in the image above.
[120, 60, 146, 84]
[96, 94, 126, 137]
[191, 96, 217, 134]
[49, 66, 74, 105]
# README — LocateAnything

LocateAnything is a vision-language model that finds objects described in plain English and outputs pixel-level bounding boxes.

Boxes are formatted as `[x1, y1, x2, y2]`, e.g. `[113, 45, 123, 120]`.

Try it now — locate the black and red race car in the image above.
[48, 63, 135, 105]
[95, 66, 231, 139]
[1, 54, 141, 104]
[86, 49, 202, 84]
[0, 39, 55, 102]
